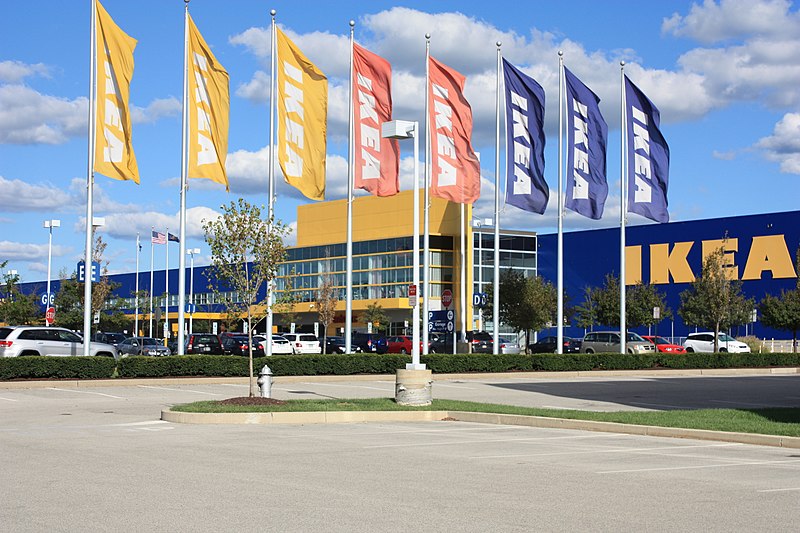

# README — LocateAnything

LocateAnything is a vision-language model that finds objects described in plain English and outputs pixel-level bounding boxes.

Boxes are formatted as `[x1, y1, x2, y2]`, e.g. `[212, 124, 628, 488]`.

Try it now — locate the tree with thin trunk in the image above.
[203, 199, 288, 396]
[316, 265, 338, 354]
[679, 243, 754, 352]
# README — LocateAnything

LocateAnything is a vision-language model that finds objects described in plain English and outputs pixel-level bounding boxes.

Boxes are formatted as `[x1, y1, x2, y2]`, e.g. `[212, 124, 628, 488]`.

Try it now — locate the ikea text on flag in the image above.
[428, 57, 480, 204]
[353, 43, 399, 197]
[93, 0, 139, 183]
[625, 75, 670, 223]
[502, 59, 547, 215]
[187, 14, 230, 191]
[277, 28, 328, 201]
[564, 67, 608, 220]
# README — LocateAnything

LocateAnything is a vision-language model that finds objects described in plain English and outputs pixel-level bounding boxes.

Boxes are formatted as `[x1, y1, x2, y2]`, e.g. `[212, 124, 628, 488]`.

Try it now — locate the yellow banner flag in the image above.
[277, 28, 327, 201]
[93, 0, 139, 183]
[187, 14, 230, 191]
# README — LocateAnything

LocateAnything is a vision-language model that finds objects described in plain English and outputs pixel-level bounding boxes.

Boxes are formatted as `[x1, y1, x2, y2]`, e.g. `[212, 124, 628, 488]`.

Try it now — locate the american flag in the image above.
[151, 231, 166, 245]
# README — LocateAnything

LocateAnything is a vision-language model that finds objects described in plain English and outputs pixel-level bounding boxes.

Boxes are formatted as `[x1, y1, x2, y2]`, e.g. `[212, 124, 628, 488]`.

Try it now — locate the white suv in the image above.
[683, 332, 751, 353]
[281, 333, 322, 355]
[0, 326, 120, 359]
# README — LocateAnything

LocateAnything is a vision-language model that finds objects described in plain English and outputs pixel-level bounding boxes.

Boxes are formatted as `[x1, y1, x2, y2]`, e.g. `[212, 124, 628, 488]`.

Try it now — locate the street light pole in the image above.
[187, 248, 200, 337]
[43, 219, 60, 326]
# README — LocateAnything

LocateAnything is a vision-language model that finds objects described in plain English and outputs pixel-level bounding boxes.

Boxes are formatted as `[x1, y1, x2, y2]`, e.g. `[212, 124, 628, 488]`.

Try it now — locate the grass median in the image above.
[172, 398, 800, 437]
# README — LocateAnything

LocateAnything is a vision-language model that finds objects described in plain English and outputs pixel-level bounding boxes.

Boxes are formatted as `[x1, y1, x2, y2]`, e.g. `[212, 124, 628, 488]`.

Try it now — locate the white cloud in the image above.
[755, 112, 800, 173]
[131, 97, 181, 124]
[0, 60, 49, 83]
[662, 0, 800, 43]
[0, 84, 86, 144]
[0, 175, 68, 212]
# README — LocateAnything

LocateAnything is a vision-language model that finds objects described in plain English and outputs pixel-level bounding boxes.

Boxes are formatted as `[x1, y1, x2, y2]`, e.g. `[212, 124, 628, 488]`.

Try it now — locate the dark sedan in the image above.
[528, 335, 582, 354]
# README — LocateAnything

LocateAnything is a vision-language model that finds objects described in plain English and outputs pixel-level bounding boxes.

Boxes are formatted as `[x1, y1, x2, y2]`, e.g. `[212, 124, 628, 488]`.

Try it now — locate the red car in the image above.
[642, 335, 686, 354]
[385, 335, 426, 354]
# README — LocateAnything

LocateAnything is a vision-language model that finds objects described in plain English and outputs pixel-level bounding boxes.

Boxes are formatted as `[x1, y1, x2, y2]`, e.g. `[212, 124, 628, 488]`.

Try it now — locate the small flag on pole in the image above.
[624, 75, 670, 223]
[151, 231, 166, 245]
[564, 67, 608, 220]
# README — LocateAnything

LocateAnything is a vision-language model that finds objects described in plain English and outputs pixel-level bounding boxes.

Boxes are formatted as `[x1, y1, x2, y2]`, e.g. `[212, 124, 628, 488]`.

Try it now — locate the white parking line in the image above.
[473, 442, 741, 459]
[48, 387, 124, 399]
[598, 458, 800, 474]
[757, 487, 800, 493]
[137, 385, 222, 396]
[0, 396, 19, 402]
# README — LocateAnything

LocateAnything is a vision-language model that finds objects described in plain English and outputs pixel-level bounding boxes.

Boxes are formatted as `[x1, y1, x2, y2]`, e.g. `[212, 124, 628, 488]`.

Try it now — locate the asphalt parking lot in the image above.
[2, 373, 800, 531]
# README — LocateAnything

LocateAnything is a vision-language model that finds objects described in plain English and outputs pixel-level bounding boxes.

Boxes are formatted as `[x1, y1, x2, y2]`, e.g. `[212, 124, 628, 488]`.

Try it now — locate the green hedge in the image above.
[3, 352, 800, 381]
[0, 356, 117, 380]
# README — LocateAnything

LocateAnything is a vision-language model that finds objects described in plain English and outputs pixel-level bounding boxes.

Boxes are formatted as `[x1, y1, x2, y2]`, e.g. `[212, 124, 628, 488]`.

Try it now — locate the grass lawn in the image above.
[172, 398, 800, 437]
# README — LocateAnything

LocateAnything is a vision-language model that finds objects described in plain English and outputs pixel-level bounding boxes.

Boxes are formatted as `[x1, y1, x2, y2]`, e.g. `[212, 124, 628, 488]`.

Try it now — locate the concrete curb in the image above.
[2, 366, 798, 390]
[161, 408, 800, 449]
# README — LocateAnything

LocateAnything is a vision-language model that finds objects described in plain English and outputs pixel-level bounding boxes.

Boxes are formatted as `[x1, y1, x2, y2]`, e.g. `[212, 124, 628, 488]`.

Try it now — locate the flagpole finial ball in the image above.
[270, 9, 276, 16]
[350, 20, 355, 27]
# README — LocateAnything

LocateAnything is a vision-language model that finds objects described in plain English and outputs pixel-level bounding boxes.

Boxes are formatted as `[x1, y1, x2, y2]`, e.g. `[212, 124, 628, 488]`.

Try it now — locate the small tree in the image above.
[484, 269, 557, 351]
[679, 244, 754, 352]
[361, 302, 389, 334]
[203, 199, 288, 396]
[316, 267, 339, 353]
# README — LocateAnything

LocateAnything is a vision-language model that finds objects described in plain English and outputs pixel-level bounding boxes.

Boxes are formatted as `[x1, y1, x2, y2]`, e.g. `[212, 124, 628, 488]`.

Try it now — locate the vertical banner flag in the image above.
[151, 231, 166, 245]
[625, 76, 670, 223]
[564, 67, 608, 220]
[353, 43, 399, 197]
[94, 0, 139, 183]
[187, 14, 230, 191]
[277, 28, 328, 201]
[503, 59, 547, 214]
[428, 57, 481, 204]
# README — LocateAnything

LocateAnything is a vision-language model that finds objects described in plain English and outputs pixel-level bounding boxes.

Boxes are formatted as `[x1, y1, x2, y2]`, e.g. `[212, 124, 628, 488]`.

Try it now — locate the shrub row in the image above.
[2, 352, 800, 381]
[0, 356, 117, 380]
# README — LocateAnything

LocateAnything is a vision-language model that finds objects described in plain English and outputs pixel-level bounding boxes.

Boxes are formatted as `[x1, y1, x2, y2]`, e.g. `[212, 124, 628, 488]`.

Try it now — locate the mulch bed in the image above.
[217, 397, 287, 406]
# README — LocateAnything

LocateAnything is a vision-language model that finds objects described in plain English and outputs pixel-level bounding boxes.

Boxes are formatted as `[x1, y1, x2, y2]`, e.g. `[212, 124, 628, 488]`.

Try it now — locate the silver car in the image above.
[580, 331, 655, 354]
[118, 337, 171, 357]
[0, 326, 120, 359]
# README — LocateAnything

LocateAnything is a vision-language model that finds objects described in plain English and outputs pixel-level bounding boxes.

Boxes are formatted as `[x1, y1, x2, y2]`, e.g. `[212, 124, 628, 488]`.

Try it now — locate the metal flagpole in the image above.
[177, 1, 189, 355]
[422, 33, 431, 355]
[557, 51, 564, 354]
[165, 226, 169, 343]
[149, 226, 154, 337]
[345, 20, 354, 353]
[620, 61, 627, 354]
[493, 41, 501, 354]
[83, 0, 97, 355]
[135, 233, 140, 337]
[264, 9, 276, 356]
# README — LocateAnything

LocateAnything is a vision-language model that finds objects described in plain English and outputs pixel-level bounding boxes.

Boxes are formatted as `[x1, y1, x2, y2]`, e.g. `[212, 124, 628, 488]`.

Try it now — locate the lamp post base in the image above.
[395, 368, 433, 406]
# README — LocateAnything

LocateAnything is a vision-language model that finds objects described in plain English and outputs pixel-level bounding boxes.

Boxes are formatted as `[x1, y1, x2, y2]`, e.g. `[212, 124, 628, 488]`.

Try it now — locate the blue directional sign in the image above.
[77, 261, 101, 283]
[428, 310, 455, 333]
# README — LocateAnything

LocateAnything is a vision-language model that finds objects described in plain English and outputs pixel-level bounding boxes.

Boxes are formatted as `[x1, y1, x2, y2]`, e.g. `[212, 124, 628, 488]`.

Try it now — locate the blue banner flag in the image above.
[168, 233, 180, 243]
[503, 59, 548, 214]
[625, 75, 670, 223]
[564, 67, 608, 220]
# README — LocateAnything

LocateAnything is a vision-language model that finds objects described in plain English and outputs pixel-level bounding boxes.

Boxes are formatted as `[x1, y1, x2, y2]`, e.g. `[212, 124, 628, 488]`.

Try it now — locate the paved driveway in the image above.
[2, 373, 800, 531]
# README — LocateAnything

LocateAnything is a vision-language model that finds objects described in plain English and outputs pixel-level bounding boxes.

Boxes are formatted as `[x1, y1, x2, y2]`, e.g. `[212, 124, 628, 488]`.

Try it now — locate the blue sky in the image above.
[3, 0, 800, 284]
